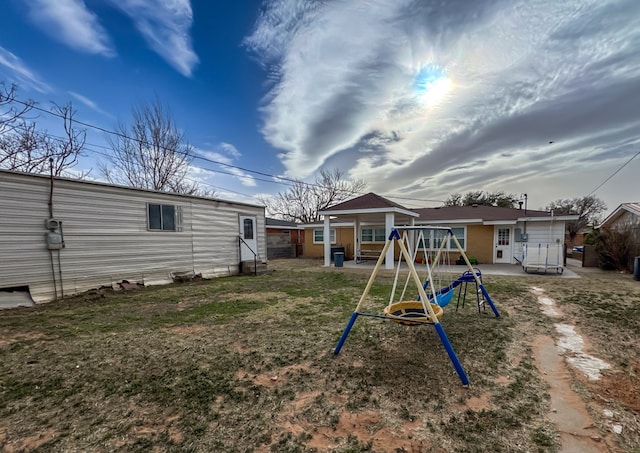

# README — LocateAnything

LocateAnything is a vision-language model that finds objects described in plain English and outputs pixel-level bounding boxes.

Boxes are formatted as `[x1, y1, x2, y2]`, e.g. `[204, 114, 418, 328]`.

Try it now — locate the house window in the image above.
[313, 229, 336, 244]
[147, 204, 183, 231]
[417, 227, 466, 250]
[497, 228, 510, 246]
[361, 227, 386, 243]
[433, 229, 448, 249]
[360, 227, 387, 242]
[451, 227, 465, 249]
[243, 218, 254, 239]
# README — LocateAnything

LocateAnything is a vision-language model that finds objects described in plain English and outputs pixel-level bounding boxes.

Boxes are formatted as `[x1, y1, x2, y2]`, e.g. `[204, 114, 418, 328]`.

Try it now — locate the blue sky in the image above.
[1, 0, 639, 216]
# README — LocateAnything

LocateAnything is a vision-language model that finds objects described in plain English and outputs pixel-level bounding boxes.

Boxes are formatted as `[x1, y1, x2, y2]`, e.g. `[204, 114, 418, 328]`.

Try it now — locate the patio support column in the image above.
[354, 216, 360, 262]
[385, 212, 394, 270]
[408, 216, 416, 256]
[323, 216, 331, 267]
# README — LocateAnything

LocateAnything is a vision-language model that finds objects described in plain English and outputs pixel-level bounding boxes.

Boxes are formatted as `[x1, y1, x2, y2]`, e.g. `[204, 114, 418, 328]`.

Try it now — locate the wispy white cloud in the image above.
[25, 0, 114, 56]
[246, 0, 640, 209]
[106, 0, 199, 77]
[227, 167, 257, 187]
[68, 91, 112, 117]
[0, 47, 51, 93]
[20, 0, 198, 76]
[219, 142, 242, 159]
[187, 165, 259, 204]
[195, 149, 233, 165]
[195, 144, 257, 187]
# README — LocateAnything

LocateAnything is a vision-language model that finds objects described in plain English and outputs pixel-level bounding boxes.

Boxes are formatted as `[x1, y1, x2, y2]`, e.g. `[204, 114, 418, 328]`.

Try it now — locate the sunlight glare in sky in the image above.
[414, 65, 453, 107]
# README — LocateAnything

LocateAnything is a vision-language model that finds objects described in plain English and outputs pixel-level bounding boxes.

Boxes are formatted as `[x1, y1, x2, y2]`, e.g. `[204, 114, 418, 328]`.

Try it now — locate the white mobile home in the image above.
[0, 170, 266, 303]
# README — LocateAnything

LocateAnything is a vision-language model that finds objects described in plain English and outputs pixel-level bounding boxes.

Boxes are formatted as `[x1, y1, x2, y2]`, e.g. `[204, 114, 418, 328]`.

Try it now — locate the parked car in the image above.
[572, 246, 584, 253]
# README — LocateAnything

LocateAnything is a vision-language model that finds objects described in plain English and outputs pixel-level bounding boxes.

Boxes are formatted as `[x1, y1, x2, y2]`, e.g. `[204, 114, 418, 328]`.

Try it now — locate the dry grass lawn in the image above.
[0, 259, 639, 452]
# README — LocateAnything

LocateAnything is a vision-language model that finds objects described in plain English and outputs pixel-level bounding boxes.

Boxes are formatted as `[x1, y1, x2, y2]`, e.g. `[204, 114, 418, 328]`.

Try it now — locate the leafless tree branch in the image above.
[0, 82, 34, 136]
[0, 91, 86, 176]
[545, 196, 607, 241]
[260, 169, 366, 223]
[100, 100, 201, 195]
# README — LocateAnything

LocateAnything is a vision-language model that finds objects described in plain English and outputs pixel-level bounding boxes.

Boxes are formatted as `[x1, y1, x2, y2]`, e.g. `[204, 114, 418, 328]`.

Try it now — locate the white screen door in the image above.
[239, 215, 258, 261]
[494, 227, 512, 264]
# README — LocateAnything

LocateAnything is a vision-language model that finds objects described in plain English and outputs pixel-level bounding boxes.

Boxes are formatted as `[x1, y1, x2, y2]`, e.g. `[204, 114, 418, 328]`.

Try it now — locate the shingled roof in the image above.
[323, 192, 412, 212]
[266, 218, 299, 228]
[320, 193, 575, 223]
[413, 205, 553, 222]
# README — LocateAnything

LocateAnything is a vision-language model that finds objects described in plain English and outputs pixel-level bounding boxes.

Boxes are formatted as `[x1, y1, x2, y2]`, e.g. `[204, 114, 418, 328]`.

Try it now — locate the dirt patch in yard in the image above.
[237, 363, 313, 388]
[0, 428, 58, 453]
[530, 282, 639, 452]
[0, 332, 45, 347]
[533, 335, 603, 452]
[592, 359, 640, 412]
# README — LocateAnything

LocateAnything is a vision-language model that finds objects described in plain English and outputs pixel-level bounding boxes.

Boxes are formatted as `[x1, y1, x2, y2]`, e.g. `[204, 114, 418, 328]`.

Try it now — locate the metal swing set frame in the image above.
[333, 226, 500, 386]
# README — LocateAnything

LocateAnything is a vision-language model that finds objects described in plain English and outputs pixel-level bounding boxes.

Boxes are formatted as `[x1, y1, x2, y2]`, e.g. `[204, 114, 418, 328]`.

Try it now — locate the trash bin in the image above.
[330, 246, 345, 261]
[334, 252, 344, 268]
[634, 256, 640, 281]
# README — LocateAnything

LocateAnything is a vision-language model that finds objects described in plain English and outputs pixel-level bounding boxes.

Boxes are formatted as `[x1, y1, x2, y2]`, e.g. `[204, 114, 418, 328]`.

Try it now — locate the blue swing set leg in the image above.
[434, 323, 469, 386]
[334, 312, 359, 355]
[479, 285, 500, 317]
[335, 312, 469, 386]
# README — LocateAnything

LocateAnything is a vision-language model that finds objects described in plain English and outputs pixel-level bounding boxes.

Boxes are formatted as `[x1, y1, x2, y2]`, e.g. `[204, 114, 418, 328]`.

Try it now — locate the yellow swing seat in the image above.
[383, 301, 444, 326]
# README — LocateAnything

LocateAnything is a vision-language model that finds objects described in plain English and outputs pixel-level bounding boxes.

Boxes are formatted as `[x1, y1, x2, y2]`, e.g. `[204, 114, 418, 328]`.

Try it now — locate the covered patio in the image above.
[318, 193, 419, 269]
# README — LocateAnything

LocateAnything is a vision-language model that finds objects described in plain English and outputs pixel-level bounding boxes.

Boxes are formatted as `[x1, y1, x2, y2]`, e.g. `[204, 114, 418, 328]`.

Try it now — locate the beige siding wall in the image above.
[465, 225, 494, 263]
[300, 222, 567, 265]
[611, 211, 640, 232]
[0, 171, 265, 303]
[304, 227, 355, 259]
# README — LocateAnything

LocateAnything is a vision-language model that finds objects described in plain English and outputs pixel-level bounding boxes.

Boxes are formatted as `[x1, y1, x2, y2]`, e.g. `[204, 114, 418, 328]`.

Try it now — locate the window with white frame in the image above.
[147, 203, 183, 231]
[361, 226, 386, 243]
[416, 227, 466, 250]
[451, 227, 465, 249]
[313, 228, 336, 244]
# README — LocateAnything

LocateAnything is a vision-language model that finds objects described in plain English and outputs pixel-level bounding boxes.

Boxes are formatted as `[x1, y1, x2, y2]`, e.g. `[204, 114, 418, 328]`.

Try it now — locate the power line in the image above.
[6, 96, 445, 204]
[8, 98, 338, 190]
[7, 115, 303, 188]
[588, 148, 640, 196]
[6, 124, 262, 200]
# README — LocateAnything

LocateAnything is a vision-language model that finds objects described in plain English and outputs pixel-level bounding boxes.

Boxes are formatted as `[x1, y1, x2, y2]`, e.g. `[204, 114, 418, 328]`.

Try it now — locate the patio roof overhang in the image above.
[318, 206, 419, 225]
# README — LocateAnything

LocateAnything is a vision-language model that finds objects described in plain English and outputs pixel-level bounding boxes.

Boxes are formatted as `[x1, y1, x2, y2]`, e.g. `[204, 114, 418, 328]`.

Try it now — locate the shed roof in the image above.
[413, 205, 553, 222]
[0, 169, 264, 209]
[266, 218, 299, 228]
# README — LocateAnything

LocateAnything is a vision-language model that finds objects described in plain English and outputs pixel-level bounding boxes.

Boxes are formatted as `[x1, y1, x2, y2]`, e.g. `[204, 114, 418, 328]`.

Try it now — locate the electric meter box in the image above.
[45, 218, 61, 230]
[46, 231, 63, 250]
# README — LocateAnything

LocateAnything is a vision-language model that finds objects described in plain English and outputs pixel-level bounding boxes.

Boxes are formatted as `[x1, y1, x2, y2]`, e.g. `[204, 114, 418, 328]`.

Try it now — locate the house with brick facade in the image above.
[301, 193, 577, 269]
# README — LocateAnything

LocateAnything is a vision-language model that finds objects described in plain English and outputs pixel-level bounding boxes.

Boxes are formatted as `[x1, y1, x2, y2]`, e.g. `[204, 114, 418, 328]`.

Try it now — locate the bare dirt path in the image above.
[530, 286, 613, 452]
[533, 335, 603, 452]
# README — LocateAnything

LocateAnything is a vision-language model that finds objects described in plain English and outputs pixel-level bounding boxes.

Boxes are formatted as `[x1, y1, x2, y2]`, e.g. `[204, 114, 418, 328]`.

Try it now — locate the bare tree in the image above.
[261, 169, 367, 223]
[100, 100, 199, 194]
[0, 82, 34, 135]
[0, 99, 86, 176]
[49, 102, 86, 175]
[445, 190, 518, 208]
[544, 196, 607, 242]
